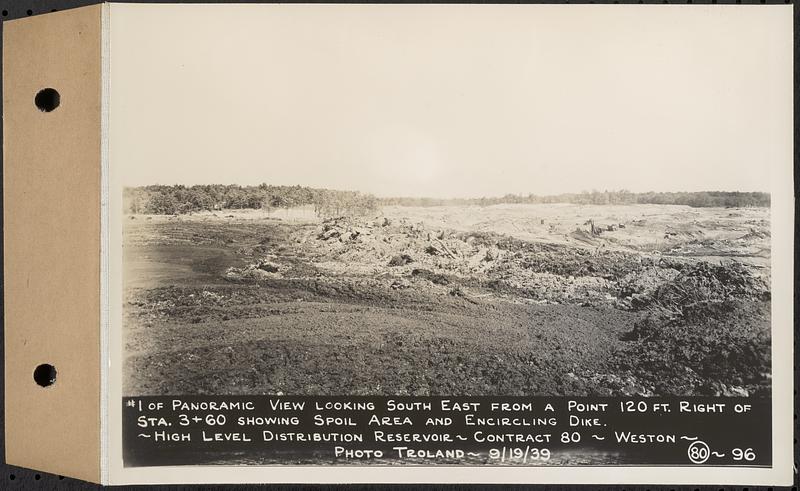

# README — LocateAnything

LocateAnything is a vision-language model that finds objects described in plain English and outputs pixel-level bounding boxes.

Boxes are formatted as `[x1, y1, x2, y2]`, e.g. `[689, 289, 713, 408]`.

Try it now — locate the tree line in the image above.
[125, 185, 769, 215]
[379, 190, 770, 208]
[124, 184, 379, 217]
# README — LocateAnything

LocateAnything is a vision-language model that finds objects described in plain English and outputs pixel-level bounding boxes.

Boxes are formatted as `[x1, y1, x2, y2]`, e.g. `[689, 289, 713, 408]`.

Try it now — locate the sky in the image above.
[109, 4, 792, 198]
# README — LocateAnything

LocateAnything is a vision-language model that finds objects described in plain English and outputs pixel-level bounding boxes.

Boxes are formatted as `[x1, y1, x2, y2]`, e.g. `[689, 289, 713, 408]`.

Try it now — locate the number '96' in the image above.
[732, 448, 756, 461]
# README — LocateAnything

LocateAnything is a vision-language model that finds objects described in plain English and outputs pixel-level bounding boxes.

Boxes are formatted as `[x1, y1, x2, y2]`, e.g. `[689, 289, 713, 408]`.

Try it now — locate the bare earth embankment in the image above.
[123, 204, 771, 397]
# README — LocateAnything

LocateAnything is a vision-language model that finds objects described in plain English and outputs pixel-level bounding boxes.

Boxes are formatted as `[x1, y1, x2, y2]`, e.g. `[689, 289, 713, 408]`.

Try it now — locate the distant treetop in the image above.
[124, 185, 769, 215]
[379, 190, 769, 208]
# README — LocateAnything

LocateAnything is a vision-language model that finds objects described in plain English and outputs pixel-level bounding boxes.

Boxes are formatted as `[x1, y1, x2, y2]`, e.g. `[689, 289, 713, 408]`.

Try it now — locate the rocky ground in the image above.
[123, 206, 771, 397]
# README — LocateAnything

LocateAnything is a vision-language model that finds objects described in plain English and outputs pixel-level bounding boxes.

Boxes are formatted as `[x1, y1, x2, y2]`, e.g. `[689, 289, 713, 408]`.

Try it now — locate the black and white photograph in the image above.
[123, 189, 773, 399]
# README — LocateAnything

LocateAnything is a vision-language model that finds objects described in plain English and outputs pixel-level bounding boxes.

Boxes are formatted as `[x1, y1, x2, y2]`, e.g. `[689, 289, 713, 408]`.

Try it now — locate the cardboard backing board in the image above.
[3, 4, 102, 483]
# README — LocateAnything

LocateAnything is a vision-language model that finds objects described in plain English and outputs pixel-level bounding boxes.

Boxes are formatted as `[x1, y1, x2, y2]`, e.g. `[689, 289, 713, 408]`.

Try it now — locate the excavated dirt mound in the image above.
[123, 211, 772, 397]
[624, 260, 769, 313]
[611, 299, 770, 396]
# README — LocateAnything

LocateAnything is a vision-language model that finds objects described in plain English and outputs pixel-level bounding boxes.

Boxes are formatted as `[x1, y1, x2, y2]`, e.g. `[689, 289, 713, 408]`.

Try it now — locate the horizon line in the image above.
[123, 183, 771, 201]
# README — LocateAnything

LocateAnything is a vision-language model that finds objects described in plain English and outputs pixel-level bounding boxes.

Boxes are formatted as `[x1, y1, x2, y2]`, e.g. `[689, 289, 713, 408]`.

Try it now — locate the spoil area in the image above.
[124, 205, 771, 397]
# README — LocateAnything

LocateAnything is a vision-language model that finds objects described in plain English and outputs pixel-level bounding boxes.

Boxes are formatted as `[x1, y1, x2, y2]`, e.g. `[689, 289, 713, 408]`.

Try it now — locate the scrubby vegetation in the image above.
[124, 184, 379, 217]
[125, 185, 769, 216]
[381, 190, 770, 208]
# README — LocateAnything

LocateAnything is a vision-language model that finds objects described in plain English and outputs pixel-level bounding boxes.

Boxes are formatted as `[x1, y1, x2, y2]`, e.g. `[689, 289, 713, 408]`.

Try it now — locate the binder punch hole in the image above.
[34, 88, 59, 112]
[33, 364, 57, 387]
